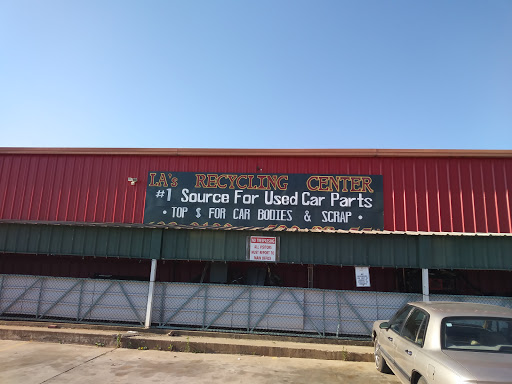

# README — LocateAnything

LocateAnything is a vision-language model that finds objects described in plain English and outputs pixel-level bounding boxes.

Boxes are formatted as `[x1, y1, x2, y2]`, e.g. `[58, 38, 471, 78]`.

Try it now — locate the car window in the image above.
[443, 317, 512, 354]
[389, 305, 413, 333]
[401, 308, 428, 346]
[415, 313, 428, 346]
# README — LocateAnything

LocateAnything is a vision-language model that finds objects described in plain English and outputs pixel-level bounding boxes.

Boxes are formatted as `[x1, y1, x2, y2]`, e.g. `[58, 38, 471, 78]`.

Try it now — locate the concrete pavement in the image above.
[0, 320, 375, 362]
[0, 340, 401, 384]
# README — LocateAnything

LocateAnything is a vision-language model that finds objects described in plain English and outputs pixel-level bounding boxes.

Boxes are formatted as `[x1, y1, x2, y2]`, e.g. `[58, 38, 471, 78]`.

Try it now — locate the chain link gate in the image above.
[0, 274, 148, 326]
[1, 274, 511, 339]
[150, 282, 423, 337]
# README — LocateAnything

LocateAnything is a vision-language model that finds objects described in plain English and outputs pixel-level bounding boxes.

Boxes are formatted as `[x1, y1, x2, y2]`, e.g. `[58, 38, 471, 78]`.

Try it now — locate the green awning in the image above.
[0, 222, 161, 260]
[0, 222, 511, 270]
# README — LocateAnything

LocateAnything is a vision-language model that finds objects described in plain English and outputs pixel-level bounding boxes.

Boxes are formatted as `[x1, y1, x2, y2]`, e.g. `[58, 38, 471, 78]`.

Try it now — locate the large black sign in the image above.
[144, 172, 383, 230]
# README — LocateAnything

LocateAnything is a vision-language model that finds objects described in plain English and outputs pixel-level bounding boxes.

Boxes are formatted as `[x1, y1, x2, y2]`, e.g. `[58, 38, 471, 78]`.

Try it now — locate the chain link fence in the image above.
[429, 293, 512, 308]
[0, 274, 511, 339]
[0, 274, 148, 326]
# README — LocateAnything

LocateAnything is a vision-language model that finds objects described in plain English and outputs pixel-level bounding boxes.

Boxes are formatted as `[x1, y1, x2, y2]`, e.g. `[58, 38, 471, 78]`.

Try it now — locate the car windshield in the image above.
[443, 317, 512, 354]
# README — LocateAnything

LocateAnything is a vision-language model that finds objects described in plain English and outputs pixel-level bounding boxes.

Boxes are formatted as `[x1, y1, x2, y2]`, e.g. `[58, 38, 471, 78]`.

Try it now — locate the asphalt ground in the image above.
[0, 340, 401, 384]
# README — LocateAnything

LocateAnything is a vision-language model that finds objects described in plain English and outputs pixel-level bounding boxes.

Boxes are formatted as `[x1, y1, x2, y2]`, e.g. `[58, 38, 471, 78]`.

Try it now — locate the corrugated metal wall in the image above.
[1, 152, 511, 233]
[2, 254, 511, 295]
[2, 222, 511, 270]
[0, 223, 160, 259]
[0, 253, 153, 280]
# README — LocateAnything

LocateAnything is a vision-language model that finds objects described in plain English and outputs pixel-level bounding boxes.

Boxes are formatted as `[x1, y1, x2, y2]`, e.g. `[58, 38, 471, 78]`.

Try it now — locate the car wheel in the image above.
[374, 338, 391, 373]
[417, 376, 428, 384]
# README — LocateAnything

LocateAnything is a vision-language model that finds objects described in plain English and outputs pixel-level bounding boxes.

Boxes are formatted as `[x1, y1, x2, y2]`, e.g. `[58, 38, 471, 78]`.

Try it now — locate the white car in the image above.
[372, 301, 512, 384]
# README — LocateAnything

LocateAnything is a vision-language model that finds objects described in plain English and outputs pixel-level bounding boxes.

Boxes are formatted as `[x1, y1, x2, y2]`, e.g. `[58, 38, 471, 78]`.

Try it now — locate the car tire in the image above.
[374, 338, 391, 373]
[417, 376, 428, 384]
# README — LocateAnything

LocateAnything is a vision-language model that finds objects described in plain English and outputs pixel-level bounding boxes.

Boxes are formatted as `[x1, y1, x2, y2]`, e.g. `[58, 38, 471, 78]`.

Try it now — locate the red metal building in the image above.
[0, 148, 511, 296]
[1, 148, 511, 233]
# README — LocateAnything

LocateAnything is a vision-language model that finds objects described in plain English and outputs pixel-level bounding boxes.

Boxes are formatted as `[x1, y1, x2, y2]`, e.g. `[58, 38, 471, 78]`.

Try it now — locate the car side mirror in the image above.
[379, 322, 390, 330]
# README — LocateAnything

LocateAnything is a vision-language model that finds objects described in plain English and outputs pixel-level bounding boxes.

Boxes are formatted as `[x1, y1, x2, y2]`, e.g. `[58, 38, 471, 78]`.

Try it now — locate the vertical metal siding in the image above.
[1, 222, 511, 269]
[0, 223, 160, 259]
[0, 154, 511, 233]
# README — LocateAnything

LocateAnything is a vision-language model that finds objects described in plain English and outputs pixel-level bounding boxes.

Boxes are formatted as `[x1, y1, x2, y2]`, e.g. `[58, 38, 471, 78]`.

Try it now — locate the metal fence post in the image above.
[322, 290, 326, 337]
[159, 282, 166, 326]
[76, 280, 84, 321]
[35, 277, 44, 319]
[0, 275, 4, 305]
[247, 286, 252, 332]
[144, 259, 158, 328]
[202, 285, 208, 329]
[422, 268, 430, 302]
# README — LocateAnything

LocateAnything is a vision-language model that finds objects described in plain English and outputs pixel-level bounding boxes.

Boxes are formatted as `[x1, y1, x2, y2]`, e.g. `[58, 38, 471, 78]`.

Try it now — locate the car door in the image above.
[379, 305, 414, 371]
[393, 308, 429, 382]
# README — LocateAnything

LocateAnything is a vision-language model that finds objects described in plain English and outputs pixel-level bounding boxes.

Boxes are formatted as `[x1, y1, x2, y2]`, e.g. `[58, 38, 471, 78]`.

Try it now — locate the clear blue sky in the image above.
[1, 1, 511, 149]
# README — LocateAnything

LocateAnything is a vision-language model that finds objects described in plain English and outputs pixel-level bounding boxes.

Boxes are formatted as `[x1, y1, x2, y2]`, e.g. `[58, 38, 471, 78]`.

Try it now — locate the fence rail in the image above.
[0, 274, 511, 338]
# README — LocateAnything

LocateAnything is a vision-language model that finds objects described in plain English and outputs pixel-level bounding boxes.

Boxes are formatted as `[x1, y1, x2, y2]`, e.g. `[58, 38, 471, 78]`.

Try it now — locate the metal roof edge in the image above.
[1, 220, 511, 237]
[1, 147, 512, 158]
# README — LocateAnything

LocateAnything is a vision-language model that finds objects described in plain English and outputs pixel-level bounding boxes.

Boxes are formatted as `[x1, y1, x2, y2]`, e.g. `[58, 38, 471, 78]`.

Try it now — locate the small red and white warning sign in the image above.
[248, 236, 278, 262]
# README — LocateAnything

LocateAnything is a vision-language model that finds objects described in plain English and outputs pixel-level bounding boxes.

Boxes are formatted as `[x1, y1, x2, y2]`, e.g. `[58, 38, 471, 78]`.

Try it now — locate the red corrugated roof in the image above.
[1, 147, 512, 157]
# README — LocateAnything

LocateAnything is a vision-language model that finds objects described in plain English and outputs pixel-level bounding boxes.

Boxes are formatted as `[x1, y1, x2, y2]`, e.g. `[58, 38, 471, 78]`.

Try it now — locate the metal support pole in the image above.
[422, 268, 430, 302]
[307, 265, 314, 288]
[145, 259, 158, 328]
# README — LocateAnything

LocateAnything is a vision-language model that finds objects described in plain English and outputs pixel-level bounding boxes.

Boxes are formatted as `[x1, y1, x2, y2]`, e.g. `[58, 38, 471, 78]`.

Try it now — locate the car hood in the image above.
[443, 350, 512, 383]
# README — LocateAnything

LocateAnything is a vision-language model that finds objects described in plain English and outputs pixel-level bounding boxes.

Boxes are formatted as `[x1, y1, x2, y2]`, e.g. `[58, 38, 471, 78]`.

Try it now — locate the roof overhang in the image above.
[1, 220, 511, 237]
[1, 220, 511, 270]
[1, 147, 512, 158]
